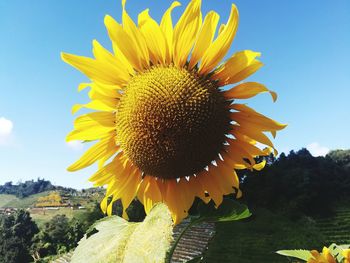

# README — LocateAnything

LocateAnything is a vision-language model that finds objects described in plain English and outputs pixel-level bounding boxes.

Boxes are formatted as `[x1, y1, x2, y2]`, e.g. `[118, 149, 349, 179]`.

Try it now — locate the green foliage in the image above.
[327, 149, 350, 170]
[203, 208, 326, 262]
[32, 214, 85, 259]
[74, 202, 105, 230]
[241, 148, 350, 218]
[0, 179, 54, 198]
[71, 203, 173, 263]
[196, 199, 251, 223]
[0, 210, 39, 263]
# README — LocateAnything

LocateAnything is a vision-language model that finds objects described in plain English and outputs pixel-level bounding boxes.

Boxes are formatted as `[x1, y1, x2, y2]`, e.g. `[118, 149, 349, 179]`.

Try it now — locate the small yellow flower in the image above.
[62, 0, 286, 224]
[308, 247, 336, 263]
[343, 249, 350, 263]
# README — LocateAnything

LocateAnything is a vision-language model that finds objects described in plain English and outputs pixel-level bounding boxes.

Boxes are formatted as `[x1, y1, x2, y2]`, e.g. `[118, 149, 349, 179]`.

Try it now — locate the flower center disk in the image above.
[116, 66, 230, 179]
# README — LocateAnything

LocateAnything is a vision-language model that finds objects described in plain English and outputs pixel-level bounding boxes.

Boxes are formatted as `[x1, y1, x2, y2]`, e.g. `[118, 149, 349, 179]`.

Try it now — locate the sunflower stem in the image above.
[166, 217, 203, 263]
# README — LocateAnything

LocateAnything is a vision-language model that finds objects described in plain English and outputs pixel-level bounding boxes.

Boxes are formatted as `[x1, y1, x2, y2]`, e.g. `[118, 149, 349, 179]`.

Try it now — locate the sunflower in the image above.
[308, 247, 336, 263]
[62, 0, 286, 224]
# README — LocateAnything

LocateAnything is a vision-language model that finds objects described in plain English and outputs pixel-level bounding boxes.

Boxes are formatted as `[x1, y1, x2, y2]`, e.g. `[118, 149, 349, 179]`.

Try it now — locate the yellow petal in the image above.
[61, 53, 127, 85]
[199, 4, 239, 74]
[189, 11, 220, 69]
[231, 104, 287, 131]
[218, 23, 225, 34]
[89, 85, 121, 100]
[66, 112, 115, 141]
[232, 125, 275, 151]
[72, 100, 116, 114]
[138, 9, 167, 64]
[228, 142, 256, 167]
[73, 112, 115, 130]
[212, 50, 260, 83]
[104, 15, 144, 71]
[72, 84, 119, 114]
[111, 44, 134, 75]
[228, 138, 266, 158]
[100, 196, 108, 214]
[252, 160, 266, 171]
[173, 0, 202, 67]
[176, 179, 195, 214]
[67, 134, 117, 172]
[89, 155, 124, 182]
[222, 150, 249, 169]
[66, 127, 114, 142]
[227, 61, 264, 85]
[137, 176, 162, 215]
[121, 2, 150, 69]
[187, 176, 210, 204]
[196, 170, 223, 207]
[163, 180, 193, 224]
[224, 82, 277, 102]
[120, 169, 141, 219]
[92, 40, 130, 82]
[160, 1, 181, 63]
[210, 161, 237, 195]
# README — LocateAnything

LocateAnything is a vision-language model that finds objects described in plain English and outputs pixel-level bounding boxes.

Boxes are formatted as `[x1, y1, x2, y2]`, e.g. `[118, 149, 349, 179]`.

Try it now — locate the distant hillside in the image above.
[0, 191, 51, 208]
[0, 179, 55, 198]
[0, 194, 18, 207]
[327, 149, 350, 170]
[0, 179, 80, 198]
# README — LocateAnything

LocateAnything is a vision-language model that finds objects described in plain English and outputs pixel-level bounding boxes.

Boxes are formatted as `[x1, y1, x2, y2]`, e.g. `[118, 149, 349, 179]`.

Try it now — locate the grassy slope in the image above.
[204, 204, 350, 263]
[0, 194, 19, 207]
[4, 191, 51, 208]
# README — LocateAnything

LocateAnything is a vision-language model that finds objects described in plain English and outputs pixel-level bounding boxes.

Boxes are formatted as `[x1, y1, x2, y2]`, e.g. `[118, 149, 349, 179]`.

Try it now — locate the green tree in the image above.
[32, 214, 86, 259]
[242, 148, 350, 218]
[0, 210, 39, 263]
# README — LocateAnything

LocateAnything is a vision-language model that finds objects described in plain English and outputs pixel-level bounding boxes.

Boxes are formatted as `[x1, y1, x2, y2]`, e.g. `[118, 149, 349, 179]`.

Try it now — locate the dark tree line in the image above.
[0, 179, 55, 198]
[0, 179, 80, 199]
[241, 149, 350, 218]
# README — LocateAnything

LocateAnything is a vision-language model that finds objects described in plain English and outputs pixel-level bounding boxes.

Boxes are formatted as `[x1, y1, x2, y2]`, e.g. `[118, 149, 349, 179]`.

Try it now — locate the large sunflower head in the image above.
[62, 0, 286, 224]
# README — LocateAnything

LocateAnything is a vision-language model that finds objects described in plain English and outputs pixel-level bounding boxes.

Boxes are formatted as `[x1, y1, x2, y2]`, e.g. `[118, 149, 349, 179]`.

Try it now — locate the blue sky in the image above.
[0, 0, 349, 188]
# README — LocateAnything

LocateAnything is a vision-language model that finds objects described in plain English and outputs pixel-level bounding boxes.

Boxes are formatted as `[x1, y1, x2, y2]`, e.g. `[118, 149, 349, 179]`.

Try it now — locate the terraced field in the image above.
[203, 206, 350, 263]
[316, 206, 350, 245]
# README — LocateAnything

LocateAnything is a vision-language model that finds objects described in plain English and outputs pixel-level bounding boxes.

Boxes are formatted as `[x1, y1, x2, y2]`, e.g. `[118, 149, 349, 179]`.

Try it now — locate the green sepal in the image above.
[276, 249, 312, 261]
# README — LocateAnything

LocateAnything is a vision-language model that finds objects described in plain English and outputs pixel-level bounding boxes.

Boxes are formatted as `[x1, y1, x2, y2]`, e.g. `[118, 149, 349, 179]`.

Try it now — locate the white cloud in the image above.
[0, 117, 13, 136]
[66, 140, 84, 151]
[0, 117, 14, 145]
[307, 142, 329, 157]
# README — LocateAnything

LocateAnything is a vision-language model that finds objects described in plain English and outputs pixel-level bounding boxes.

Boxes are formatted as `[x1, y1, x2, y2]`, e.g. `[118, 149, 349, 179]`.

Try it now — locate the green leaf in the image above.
[71, 216, 137, 263]
[276, 249, 312, 261]
[123, 203, 174, 263]
[196, 199, 251, 222]
[71, 203, 174, 263]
